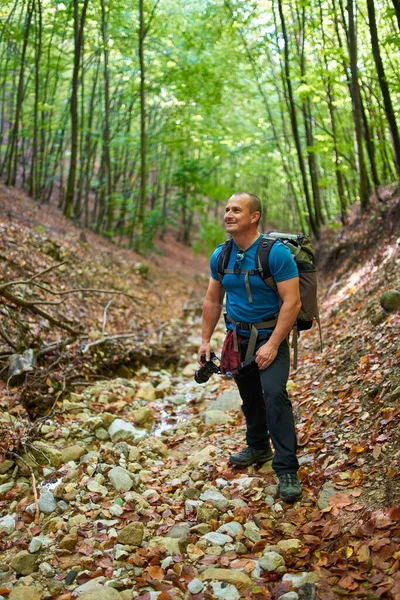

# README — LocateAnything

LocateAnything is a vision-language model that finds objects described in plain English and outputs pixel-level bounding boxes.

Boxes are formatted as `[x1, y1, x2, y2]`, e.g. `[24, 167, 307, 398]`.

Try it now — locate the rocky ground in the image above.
[0, 187, 400, 600]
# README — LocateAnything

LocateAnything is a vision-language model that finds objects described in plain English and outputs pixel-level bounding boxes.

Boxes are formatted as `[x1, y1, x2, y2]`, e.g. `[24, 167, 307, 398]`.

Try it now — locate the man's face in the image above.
[224, 195, 259, 234]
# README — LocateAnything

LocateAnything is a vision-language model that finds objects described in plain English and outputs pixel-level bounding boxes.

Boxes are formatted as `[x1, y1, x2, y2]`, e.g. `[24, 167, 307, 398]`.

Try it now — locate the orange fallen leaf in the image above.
[329, 492, 353, 508]
[147, 565, 165, 581]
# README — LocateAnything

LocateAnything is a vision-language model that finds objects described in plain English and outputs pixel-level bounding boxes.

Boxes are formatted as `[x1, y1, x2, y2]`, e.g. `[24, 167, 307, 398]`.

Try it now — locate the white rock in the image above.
[135, 382, 156, 402]
[109, 505, 124, 517]
[202, 532, 233, 546]
[108, 467, 133, 492]
[216, 522, 244, 537]
[38, 491, 57, 514]
[210, 582, 240, 600]
[87, 480, 108, 496]
[282, 572, 318, 587]
[278, 593, 299, 600]
[200, 489, 229, 510]
[188, 578, 204, 594]
[108, 419, 144, 443]
[29, 537, 42, 553]
[0, 514, 16, 534]
[74, 578, 107, 596]
[259, 551, 285, 572]
[0, 482, 14, 494]
[202, 410, 232, 426]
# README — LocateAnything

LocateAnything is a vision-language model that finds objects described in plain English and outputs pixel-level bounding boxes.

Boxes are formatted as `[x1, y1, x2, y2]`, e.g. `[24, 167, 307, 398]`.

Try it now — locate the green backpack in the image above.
[217, 232, 322, 369]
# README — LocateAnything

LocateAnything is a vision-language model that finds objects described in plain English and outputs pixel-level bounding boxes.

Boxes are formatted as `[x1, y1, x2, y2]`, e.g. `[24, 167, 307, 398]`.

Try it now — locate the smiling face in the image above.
[223, 194, 260, 235]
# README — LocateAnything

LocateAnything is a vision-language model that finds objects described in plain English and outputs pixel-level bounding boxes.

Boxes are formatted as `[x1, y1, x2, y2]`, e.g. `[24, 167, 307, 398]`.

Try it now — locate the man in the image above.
[197, 192, 302, 503]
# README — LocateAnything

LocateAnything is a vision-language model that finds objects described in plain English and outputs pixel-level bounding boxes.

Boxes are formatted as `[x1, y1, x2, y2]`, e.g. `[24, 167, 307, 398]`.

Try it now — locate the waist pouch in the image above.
[220, 329, 243, 376]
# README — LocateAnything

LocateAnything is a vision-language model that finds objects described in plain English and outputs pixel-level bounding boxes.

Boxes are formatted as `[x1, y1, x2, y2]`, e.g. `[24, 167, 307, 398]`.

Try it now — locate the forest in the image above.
[1, 0, 400, 253]
[0, 1, 400, 599]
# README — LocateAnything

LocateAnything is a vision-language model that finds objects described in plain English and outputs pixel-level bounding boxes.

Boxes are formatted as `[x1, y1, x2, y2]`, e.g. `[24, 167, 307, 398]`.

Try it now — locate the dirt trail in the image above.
[0, 185, 400, 599]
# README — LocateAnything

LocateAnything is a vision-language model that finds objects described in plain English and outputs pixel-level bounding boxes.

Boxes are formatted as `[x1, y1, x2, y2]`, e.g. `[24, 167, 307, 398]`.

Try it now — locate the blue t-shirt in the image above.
[210, 235, 298, 336]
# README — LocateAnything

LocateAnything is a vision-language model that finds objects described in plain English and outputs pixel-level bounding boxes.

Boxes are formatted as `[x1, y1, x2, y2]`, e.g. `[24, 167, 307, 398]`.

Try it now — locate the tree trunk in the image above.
[135, 0, 147, 253]
[64, 0, 89, 219]
[347, 0, 370, 210]
[101, 0, 113, 233]
[392, 0, 400, 31]
[276, 0, 319, 238]
[366, 0, 400, 176]
[5, 0, 34, 187]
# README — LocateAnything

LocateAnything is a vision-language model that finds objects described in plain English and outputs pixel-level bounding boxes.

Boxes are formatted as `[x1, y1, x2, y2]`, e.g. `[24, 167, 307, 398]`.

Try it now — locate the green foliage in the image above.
[192, 217, 227, 257]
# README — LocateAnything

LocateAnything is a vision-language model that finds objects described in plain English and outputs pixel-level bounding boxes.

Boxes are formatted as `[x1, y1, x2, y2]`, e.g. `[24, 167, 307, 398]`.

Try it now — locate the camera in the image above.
[194, 352, 220, 384]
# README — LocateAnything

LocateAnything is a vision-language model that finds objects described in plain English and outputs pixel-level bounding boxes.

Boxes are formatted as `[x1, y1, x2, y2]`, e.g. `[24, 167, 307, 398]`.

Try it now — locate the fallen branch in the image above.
[5, 280, 141, 303]
[0, 286, 81, 335]
[82, 331, 138, 353]
[0, 261, 68, 289]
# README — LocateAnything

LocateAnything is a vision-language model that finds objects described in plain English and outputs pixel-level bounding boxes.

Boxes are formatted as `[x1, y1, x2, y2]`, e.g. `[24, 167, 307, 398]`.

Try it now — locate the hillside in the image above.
[0, 185, 399, 600]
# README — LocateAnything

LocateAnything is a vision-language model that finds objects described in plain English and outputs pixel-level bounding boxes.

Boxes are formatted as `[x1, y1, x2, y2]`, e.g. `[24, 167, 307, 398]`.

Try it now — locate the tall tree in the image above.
[366, 0, 400, 177]
[64, 0, 89, 219]
[347, 0, 370, 210]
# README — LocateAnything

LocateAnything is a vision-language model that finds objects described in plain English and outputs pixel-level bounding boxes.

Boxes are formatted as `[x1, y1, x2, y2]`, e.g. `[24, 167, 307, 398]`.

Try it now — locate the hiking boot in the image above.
[278, 472, 302, 503]
[229, 446, 273, 467]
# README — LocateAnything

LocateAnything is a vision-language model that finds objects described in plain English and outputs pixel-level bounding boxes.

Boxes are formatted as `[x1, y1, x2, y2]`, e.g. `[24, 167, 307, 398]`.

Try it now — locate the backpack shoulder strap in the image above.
[255, 235, 277, 290]
[217, 238, 233, 283]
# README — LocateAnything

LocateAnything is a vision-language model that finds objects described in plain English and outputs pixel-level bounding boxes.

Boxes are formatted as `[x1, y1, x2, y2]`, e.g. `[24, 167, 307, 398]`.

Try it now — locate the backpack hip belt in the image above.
[224, 312, 278, 361]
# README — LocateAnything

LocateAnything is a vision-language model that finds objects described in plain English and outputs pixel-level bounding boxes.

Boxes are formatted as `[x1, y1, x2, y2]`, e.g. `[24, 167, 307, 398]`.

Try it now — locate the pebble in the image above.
[108, 466, 134, 491]
[9, 587, 41, 600]
[259, 551, 285, 572]
[28, 537, 42, 553]
[210, 582, 240, 600]
[216, 522, 244, 537]
[200, 488, 229, 510]
[38, 490, 57, 514]
[188, 578, 204, 594]
[202, 532, 233, 546]
[0, 513, 16, 534]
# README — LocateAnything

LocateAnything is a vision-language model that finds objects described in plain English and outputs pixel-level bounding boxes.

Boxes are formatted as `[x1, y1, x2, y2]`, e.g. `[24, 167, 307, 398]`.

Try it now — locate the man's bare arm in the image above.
[255, 276, 301, 370]
[198, 278, 225, 364]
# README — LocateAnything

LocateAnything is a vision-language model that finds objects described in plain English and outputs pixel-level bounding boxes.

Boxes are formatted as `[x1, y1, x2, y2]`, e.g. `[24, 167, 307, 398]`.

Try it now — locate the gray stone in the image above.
[116, 522, 144, 546]
[197, 504, 219, 523]
[79, 589, 121, 600]
[380, 290, 400, 312]
[282, 572, 318, 587]
[277, 593, 299, 600]
[202, 532, 233, 546]
[277, 539, 302, 554]
[210, 389, 242, 412]
[74, 579, 107, 596]
[61, 444, 86, 463]
[188, 578, 204, 594]
[28, 537, 42, 553]
[202, 410, 232, 426]
[10, 550, 37, 575]
[259, 551, 286, 572]
[38, 491, 57, 514]
[0, 482, 14, 494]
[216, 522, 244, 537]
[317, 482, 337, 510]
[147, 536, 180, 556]
[132, 407, 153, 426]
[210, 582, 240, 600]
[0, 513, 16, 534]
[201, 567, 252, 588]
[244, 523, 261, 543]
[135, 382, 156, 402]
[95, 428, 110, 440]
[39, 561, 55, 577]
[108, 419, 144, 443]
[200, 488, 229, 510]
[108, 466, 133, 491]
[0, 459, 14, 474]
[9, 587, 41, 600]
[87, 480, 108, 495]
[166, 524, 190, 539]
[189, 445, 221, 466]
[29, 441, 62, 468]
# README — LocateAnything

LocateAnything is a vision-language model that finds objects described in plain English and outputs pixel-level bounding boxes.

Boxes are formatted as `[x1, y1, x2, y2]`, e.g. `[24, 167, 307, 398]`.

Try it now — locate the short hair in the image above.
[231, 192, 262, 218]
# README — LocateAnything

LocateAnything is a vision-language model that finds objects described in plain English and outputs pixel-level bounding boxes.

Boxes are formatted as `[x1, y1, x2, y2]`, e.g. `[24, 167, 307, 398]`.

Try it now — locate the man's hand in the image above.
[255, 340, 278, 370]
[198, 343, 212, 365]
